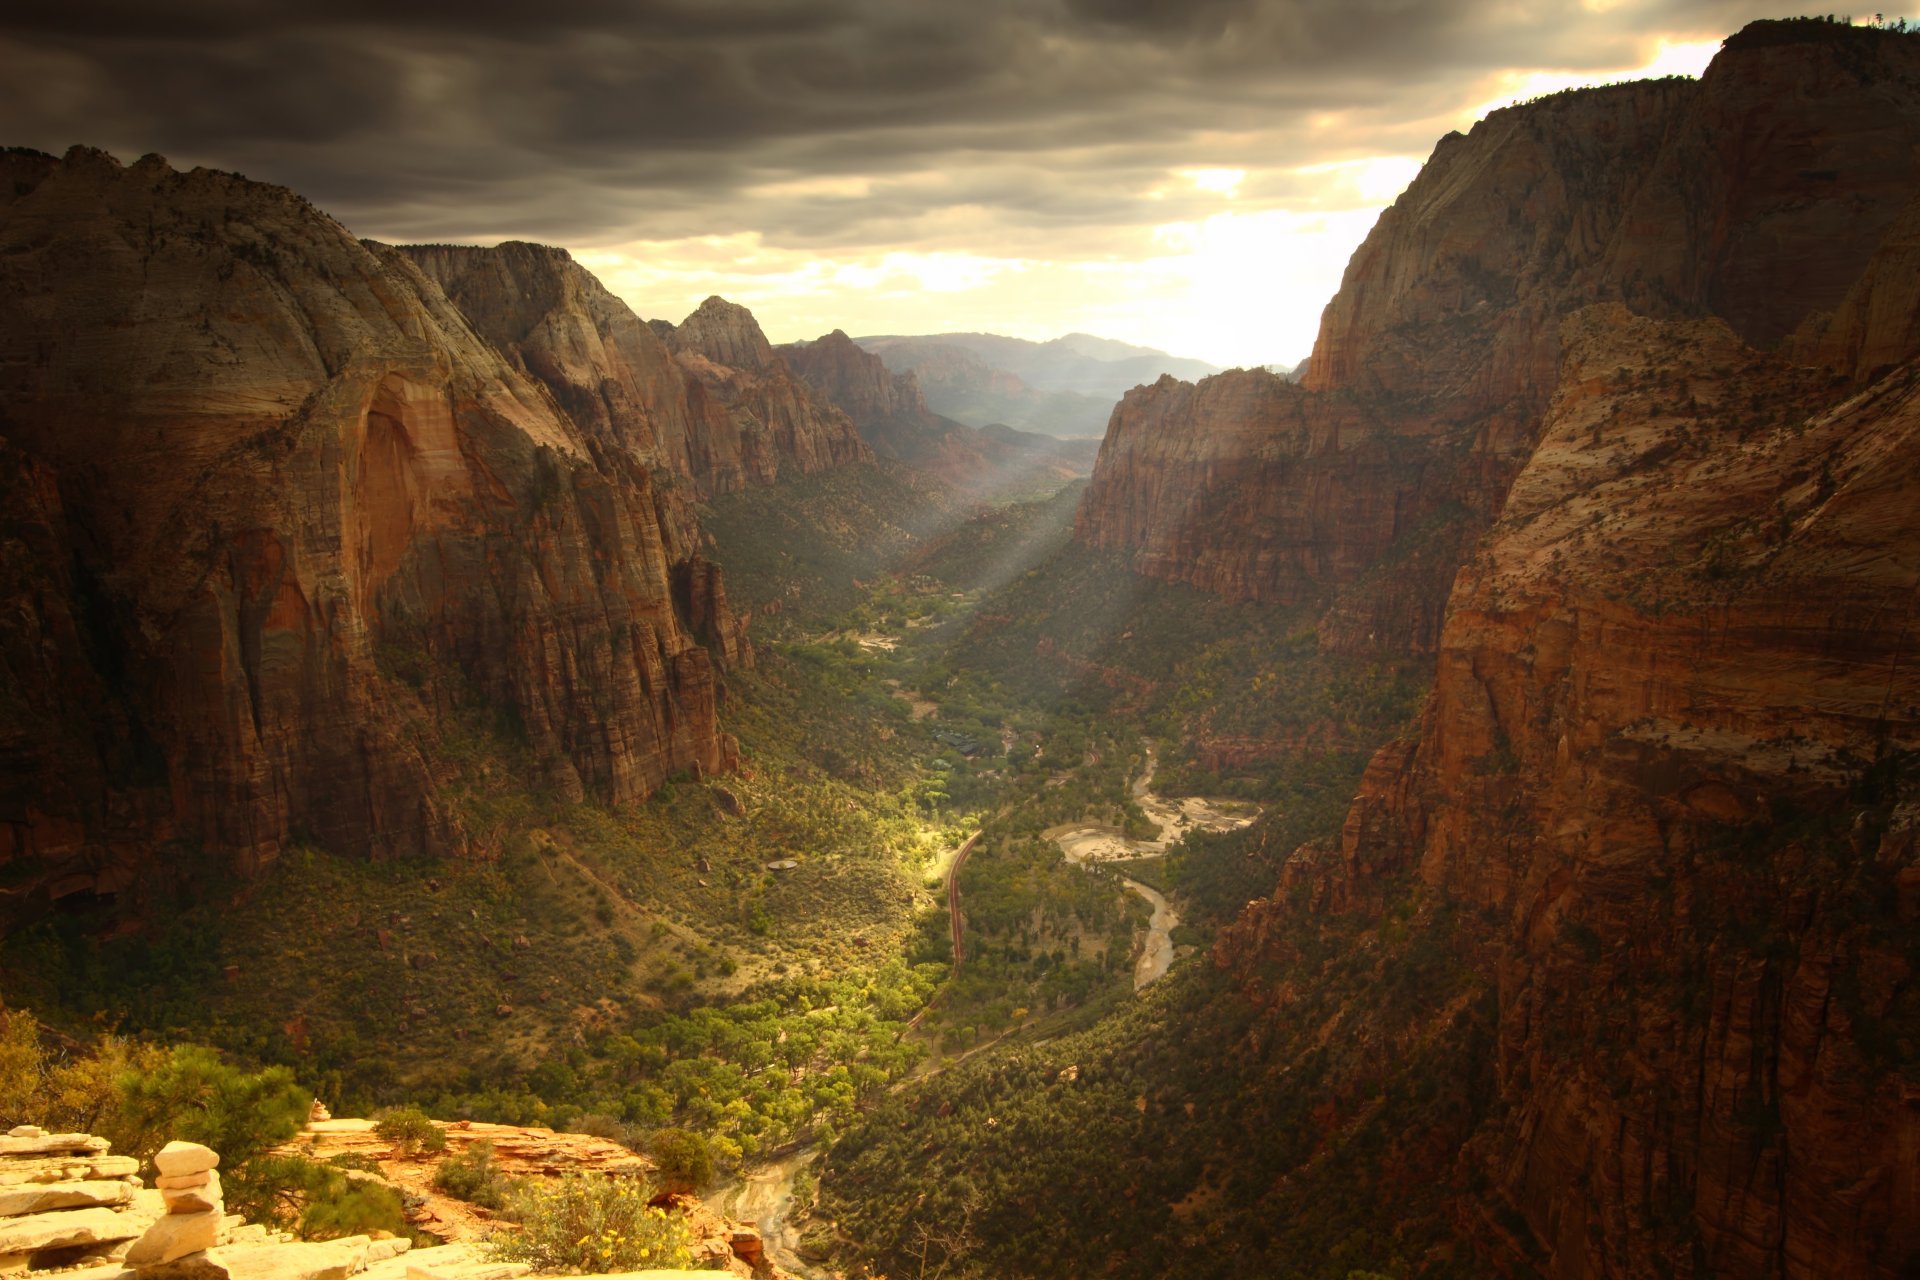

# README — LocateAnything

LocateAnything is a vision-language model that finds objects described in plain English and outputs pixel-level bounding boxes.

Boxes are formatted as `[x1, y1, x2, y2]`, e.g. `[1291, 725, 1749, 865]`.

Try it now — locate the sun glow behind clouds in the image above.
[582, 36, 1728, 370]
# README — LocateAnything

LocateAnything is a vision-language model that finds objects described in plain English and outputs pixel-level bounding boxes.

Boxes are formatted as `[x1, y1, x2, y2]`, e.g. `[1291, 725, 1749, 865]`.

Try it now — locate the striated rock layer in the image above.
[1192, 21, 1920, 1280]
[1428, 303, 1918, 1278]
[396, 250, 868, 498]
[1223, 299, 1920, 1278]
[1077, 22, 1920, 649]
[0, 148, 737, 908]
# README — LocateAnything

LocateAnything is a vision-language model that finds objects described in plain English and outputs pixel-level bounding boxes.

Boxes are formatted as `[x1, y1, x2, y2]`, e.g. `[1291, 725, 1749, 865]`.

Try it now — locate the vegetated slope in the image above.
[397, 248, 869, 498]
[0, 147, 741, 918]
[1076, 20, 1920, 652]
[780, 330, 1095, 494]
[698, 459, 964, 629]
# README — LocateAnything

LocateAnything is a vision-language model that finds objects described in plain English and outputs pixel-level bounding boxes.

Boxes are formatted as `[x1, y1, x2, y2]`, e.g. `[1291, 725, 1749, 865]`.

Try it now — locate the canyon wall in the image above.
[1205, 21, 1920, 1279]
[1076, 22, 1920, 651]
[0, 148, 737, 910]
[1359, 301, 1920, 1279]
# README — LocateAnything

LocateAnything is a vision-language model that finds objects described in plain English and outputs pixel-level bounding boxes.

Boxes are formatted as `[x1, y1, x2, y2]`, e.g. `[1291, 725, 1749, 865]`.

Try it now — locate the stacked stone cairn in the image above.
[124, 1142, 224, 1266]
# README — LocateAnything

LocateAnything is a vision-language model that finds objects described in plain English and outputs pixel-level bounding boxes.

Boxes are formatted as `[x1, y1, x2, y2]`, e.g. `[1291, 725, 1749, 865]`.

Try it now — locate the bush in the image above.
[373, 1107, 447, 1155]
[433, 1140, 516, 1210]
[645, 1129, 714, 1195]
[486, 1174, 691, 1273]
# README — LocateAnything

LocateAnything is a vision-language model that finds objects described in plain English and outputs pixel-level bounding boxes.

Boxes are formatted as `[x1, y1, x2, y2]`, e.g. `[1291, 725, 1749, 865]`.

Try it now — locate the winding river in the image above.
[714, 1147, 823, 1279]
[1047, 745, 1259, 990]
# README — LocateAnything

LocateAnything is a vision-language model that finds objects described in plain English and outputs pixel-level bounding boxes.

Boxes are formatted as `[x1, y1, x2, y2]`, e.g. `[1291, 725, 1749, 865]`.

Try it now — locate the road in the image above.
[946, 830, 982, 968]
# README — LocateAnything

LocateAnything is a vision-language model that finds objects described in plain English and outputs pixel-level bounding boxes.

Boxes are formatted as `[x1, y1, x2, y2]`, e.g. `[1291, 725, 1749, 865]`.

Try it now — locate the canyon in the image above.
[5, 14, 1920, 1280]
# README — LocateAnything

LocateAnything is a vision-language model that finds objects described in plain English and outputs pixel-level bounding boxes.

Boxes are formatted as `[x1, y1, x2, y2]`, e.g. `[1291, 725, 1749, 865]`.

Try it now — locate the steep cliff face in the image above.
[397, 247, 865, 498]
[1075, 368, 1500, 622]
[1078, 22, 1920, 645]
[1184, 21, 1920, 1278]
[0, 148, 735, 908]
[783, 330, 1094, 491]
[650, 299, 874, 492]
[1372, 303, 1920, 1279]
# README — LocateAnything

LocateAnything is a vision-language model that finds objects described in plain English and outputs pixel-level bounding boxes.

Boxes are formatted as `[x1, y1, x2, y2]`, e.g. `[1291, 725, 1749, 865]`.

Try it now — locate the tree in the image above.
[115, 1045, 311, 1170]
[645, 1128, 714, 1195]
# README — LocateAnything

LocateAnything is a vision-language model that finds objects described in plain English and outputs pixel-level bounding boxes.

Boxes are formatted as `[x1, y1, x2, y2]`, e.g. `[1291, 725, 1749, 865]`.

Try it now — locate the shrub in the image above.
[486, 1174, 691, 1273]
[433, 1140, 516, 1210]
[373, 1107, 447, 1155]
[566, 1113, 632, 1146]
[645, 1129, 714, 1195]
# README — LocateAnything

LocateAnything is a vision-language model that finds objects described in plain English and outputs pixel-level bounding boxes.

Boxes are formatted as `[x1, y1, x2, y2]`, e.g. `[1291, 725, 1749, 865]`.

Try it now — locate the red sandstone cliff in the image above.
[0, 148, 737, 909]
[398, 251, 867, 497]
[1191, 21, 1920, 1278]
[1077, 22, 1920, 650]
[1364, 302, 1920, 1279]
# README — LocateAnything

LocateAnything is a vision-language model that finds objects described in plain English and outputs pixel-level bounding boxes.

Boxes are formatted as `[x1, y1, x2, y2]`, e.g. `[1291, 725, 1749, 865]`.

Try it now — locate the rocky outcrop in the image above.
[278, 1119, 781, 1277]
[0, 148, 735, 907]
[1229, 300, 1920, 1279]
[1075, 368, 1500, 625]
[399, 254, 866, 498]
[1077, 21, 1920, 648]
[1382, 306, 1920, 1280]
[669, 297, 775, 372]
[0, 1125, 160, 1271]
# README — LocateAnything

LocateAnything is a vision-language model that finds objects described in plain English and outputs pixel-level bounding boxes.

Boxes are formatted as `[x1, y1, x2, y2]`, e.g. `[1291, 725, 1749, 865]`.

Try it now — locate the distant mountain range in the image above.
[855, 331, 1222, 438]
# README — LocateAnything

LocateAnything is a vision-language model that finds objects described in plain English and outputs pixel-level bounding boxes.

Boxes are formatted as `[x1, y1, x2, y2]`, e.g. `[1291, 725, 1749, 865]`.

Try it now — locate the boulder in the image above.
[125, 1210, 221, 1265]
[163, 1183, 222, 1216]
[152, 1144, 220, 1178]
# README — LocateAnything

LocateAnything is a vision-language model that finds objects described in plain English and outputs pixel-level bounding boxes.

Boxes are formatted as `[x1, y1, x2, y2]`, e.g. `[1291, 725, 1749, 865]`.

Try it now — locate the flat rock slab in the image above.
[0, 1205, 142, 1254]
[0, 1154, 138, 1187]
[0, 1179, 135, 1217]
[206, 1239, 367, 1280]
[0, 1134, 109, 1158]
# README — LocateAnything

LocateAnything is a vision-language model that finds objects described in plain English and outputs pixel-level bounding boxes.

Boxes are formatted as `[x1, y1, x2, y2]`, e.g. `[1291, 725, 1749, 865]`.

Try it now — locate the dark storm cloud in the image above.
[0, 0, 1788, 250]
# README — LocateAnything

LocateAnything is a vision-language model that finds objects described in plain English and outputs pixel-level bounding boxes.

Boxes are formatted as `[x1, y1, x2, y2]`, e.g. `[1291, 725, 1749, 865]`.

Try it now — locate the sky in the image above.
[0, 1, 1865, 367]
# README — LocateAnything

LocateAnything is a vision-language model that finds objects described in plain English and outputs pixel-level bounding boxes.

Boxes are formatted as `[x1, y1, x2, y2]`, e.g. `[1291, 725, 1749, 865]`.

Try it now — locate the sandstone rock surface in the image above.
[0, 147, 737, 901]
[398, 249, 866, 499]
[153, 1145, 218, 1179]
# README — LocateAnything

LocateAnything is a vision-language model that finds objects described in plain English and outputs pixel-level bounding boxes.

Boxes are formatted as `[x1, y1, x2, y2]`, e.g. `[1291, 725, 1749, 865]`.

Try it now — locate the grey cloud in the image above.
[0, 0, 1798, 253]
